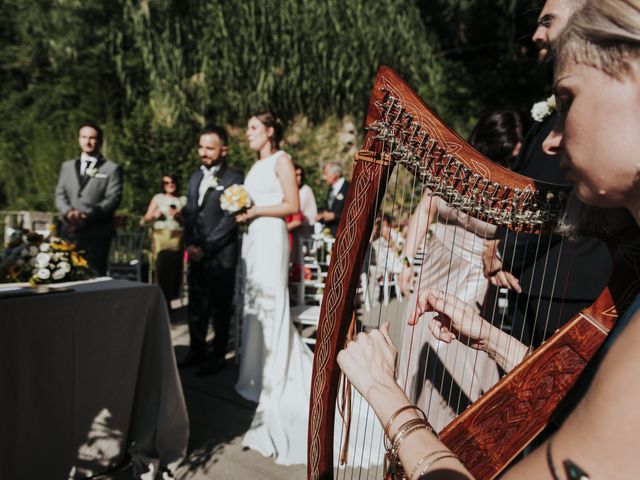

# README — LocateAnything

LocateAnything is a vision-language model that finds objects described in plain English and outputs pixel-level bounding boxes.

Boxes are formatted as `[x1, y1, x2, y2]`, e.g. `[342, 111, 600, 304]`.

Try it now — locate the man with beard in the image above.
[55, 123, 123, 276]
[180, 127, 244, 375]
[483, 0, 611, 347]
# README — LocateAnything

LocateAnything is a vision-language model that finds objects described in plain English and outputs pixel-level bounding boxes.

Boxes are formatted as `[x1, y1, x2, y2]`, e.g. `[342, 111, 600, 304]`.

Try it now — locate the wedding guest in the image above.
[180, 127, 243, 376]
[315, 161, 349, 236]
[54, 123, 123, 276]
[483, 0, 611, 348]
[396, 111, 523, 430]
[286, 164, 317, 284]
[294, 163, 317, 236]
[142, 173, 186, 309]
[338, 2, 640, 477]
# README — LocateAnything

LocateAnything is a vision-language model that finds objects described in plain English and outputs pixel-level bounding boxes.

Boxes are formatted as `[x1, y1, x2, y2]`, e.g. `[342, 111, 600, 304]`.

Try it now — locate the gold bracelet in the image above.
[384, 405, 427, 438]
[417, 453, 459, 478]
[394, 423, 430, 454]
[409, 449, 452, 479]
[386, 418, 427, 452]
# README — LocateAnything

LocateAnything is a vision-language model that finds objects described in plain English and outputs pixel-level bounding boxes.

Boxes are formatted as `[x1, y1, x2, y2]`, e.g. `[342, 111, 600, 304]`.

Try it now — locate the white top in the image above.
[298, 184, 317, 228]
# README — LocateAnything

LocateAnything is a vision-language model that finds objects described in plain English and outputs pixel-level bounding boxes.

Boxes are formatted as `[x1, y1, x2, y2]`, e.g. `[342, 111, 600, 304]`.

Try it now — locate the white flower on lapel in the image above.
[85, 166, 99, 177]
[530, 95, 556, 122]
[201, 175, 219, 190]
[336, 193, 344, 201]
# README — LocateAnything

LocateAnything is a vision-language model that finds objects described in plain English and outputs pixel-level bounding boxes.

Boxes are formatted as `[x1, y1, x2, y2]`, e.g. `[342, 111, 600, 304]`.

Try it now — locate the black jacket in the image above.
[501, 112, 611, 302]
[323, 179, 350, 236]
[182, 163, 244, 270]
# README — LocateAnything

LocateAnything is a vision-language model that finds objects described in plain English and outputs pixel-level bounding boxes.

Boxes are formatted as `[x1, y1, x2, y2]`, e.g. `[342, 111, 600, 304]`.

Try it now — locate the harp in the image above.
[307, 66, 639, 479]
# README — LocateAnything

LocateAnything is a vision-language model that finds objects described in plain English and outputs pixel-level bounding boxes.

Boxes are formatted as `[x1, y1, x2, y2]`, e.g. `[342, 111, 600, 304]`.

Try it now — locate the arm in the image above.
[236, 153, 299, 222]
[482, 239, 522, 293]
[84, 165, 124, 224]
[54, 164, 73, 217]
[142, 195, 161, 223]
[399, 191, 439, 295]
[411, 289, 529, 372]
[286, 212, 303, 232]
[504, 310, 640, 479]
[338, 323, 472, 479]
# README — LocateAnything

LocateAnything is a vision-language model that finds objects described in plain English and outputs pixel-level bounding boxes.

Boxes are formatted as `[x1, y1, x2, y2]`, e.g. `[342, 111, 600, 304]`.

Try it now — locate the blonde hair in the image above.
[555, 0, 640, 79]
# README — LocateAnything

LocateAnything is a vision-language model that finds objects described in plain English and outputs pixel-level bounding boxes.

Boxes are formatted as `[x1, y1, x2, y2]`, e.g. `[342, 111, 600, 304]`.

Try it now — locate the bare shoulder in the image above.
[275, 150, 293, 166]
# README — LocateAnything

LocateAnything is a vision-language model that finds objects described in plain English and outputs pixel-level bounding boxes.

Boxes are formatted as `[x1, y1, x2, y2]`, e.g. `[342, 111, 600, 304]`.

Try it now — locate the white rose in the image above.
[36, 252, 51, 268]
[29, 246, 39, 256]
[546, 94, 556, 110]
[39, 243, 50, 252]
[37, 268, 51, 280]
[530, 101, 550, 122]
[58, 261, 71, 272]
[52, 269, 66, 280]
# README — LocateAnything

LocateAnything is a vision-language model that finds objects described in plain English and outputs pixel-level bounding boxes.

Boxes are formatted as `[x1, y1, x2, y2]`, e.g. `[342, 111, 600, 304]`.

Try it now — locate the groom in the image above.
[181, 127, 244, 375]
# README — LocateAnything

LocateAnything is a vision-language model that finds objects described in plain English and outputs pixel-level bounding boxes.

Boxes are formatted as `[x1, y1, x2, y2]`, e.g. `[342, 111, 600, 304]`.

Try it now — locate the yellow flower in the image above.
[71, 251, 88, 268]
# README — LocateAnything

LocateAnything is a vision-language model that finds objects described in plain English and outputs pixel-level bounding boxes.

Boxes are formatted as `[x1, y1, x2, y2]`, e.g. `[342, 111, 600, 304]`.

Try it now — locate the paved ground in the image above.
[103, 293, 406, 480]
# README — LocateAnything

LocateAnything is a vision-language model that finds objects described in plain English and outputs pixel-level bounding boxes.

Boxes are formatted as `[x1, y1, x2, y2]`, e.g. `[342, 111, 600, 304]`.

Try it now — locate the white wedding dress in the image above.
[235, 151, 384, 468]
[235, 150, 315, 465]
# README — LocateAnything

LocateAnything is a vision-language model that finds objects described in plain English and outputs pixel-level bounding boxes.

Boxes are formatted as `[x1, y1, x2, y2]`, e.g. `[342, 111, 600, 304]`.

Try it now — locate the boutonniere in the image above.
[202, 175, 219, 190]
[530, 94, 556, 122]
[336, 193, 344, 201]
[85, 166, 98, 177]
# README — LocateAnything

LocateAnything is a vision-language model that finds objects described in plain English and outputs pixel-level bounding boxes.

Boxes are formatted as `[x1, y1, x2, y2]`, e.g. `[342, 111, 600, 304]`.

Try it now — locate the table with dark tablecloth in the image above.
[0, 279, 189, 479]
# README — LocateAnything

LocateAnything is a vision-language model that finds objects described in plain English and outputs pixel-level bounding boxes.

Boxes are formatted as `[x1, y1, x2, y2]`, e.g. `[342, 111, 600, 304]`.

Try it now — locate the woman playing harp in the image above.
[338, 0, 640, 478]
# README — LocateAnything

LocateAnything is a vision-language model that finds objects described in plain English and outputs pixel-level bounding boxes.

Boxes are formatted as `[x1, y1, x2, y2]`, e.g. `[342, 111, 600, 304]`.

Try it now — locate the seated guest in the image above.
[142, 173, 186, 309]
[315, 161, 349, 236]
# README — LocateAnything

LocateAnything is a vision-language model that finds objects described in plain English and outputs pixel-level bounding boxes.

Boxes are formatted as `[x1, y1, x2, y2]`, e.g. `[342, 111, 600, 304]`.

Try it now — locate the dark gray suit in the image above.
[54, 156, 123, 275]
[182, 162, 244, 359]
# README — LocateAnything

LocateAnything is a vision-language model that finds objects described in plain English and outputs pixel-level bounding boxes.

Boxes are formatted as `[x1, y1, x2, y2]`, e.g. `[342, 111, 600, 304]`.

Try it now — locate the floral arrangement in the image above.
[530, 94, 556, 122]
[0, 230, 93, 285]
[220, 184, 253, 214]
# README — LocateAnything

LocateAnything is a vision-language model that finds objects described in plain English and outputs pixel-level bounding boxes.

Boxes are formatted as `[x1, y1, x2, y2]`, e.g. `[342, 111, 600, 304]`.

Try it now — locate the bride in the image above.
[235, 111, 384, 467]
[234, 111, 313, 465]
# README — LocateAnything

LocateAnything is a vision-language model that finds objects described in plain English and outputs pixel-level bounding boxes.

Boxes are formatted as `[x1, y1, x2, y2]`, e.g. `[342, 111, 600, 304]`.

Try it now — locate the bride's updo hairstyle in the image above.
[251, 111, 284, 152]
[554, 0, 640, 80]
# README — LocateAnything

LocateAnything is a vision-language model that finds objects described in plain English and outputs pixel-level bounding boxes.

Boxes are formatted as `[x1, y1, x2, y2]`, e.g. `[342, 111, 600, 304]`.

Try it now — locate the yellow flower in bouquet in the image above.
[220, 184, 253, 214]
[0, 231, 92, 284]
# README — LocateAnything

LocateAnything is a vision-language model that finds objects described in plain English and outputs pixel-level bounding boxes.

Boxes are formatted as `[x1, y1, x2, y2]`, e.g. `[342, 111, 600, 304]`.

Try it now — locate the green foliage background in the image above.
[0, 0, 548, 216]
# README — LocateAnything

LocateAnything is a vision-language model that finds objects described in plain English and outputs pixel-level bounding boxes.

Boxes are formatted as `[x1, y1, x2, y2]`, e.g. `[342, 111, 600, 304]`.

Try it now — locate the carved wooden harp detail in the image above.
[307, 65, 639, 479]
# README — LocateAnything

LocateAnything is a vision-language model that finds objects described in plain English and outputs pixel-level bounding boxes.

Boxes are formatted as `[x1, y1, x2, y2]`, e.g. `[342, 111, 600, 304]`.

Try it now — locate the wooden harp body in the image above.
[307, 65, 639, 479]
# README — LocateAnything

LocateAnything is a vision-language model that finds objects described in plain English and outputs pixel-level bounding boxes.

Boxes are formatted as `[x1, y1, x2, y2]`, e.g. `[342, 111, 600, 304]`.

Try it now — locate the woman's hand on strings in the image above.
[337, 322, 398, 399]
[409, 289, 492, 351]
[482, 241, 522, 293]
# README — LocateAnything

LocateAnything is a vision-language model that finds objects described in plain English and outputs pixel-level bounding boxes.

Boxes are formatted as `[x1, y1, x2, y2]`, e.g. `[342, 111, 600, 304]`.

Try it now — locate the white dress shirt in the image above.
[198, 165, 220, 206]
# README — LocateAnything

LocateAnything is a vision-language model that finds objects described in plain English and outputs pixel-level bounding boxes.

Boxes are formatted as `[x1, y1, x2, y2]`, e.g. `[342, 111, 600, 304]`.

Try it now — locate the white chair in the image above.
[291, 304, 321, 345]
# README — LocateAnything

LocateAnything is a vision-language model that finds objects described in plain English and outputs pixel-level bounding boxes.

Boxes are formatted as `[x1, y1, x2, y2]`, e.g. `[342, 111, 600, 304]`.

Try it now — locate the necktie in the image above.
[198, 166, 219, 206]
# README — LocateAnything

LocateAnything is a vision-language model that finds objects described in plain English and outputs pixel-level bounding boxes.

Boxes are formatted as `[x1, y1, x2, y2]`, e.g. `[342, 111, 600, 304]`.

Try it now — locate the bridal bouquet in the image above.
[220, 184, 253, 214]
[0, 230, 92, 285]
